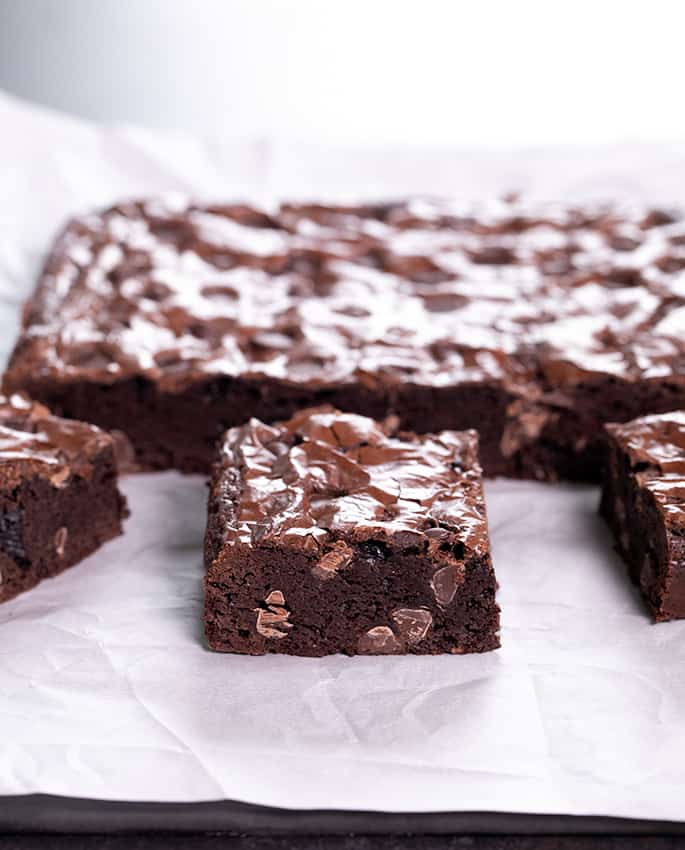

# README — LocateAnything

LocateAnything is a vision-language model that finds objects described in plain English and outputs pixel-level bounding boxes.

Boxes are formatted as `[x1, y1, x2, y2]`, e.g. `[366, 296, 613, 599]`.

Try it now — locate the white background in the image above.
[1, 0, 685, 148]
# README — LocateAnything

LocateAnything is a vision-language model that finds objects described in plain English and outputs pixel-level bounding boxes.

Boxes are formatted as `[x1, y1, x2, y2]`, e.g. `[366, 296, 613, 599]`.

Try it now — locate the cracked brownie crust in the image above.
[0, 394, 128, 603]
[204, 407, 500, 655]
[7, 196, 685, 480]
[601, 411, 685, 621]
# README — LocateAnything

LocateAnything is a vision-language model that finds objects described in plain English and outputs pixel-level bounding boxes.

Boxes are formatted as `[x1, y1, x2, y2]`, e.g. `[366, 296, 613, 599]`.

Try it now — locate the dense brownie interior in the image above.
[0, 394, 128, 603]
[601, 411, 685, 621]
[204, 408, 500, 655]
[6, 197, 685, 481]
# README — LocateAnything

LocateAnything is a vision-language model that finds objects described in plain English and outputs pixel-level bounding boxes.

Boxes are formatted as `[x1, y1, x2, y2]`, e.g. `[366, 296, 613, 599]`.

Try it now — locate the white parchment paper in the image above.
[1, 91, 685, 818]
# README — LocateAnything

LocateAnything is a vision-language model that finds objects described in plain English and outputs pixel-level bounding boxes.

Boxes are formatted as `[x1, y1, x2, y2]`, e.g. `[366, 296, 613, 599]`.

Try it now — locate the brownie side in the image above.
[0, 448, 126, 603]
[203, 408, 500, 656]
[0, 396, 128, 603]
[204, 543, 499, 657]
[600, 412, 685, 621]
[5, 373, 392, 474]
[520, 374, 685, 483]
[392, 381, 523, 479]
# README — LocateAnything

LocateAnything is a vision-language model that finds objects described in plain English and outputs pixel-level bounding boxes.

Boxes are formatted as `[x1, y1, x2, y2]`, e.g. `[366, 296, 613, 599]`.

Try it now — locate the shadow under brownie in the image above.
[601, 411, 685, 621]
[204, 407, 500, 656]
[0, 394, 128, 603]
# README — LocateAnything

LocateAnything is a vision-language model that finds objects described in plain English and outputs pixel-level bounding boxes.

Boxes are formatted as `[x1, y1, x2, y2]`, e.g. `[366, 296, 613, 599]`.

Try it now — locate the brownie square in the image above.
[203, 407, 500, 656]
[0, 394, 128, 603]
[601, 411, 685, 621]
[7, 196, 685, 482]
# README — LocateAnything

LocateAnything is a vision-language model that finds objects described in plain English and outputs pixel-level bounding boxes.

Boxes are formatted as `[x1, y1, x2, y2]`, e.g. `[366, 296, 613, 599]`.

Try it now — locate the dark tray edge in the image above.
[1, 795, 683, 836]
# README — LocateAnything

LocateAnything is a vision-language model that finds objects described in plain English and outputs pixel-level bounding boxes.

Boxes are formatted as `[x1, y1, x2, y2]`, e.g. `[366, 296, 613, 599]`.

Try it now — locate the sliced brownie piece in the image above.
[601, 411, 685, 621]
[204, 407, 500, 656]
[0, 394, 128, 603]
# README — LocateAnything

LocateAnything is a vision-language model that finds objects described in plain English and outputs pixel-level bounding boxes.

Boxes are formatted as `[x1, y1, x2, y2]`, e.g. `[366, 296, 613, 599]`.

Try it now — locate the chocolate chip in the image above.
[312, 542, 353, 580]
[431, 564, 462, 607]
[49, 466, 71, 488]
[264, 590, 285, 606]
[54, 526, 68, 558]
[357, 626, 401, 654]
[255, 590, 293, 639]
[391, 608, 432, 644]
[424, 527, 451, 541]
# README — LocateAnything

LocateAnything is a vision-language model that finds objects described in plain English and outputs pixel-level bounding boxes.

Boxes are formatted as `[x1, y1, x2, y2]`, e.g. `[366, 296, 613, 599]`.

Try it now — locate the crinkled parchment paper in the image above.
[1, 91, 685, 817]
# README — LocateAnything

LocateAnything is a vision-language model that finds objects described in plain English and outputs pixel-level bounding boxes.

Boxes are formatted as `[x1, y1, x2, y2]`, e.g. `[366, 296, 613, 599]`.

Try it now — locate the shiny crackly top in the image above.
[607, 412, 685, 521]
[216, 407, 490, 561]
[10, 196, 685, 393]
[0, 394, 112, 486]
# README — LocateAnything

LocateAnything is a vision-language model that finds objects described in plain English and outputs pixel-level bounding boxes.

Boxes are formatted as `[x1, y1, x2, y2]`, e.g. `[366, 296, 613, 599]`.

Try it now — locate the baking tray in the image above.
[1, 794, 685, 836]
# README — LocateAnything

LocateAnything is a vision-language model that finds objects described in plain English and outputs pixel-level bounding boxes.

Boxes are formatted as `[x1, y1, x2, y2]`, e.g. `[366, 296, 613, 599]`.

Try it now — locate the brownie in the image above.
[0, 394, 128, 603]
[203, 407, 500, 656]
[601, 411, 685, 621]
[6, 196, 685, 481]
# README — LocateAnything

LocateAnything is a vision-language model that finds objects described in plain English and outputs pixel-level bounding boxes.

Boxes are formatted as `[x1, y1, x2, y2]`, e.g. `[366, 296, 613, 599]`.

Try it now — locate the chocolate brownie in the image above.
[203, 407, 500, 656]
[6, 196, 685, 481]
[0, 394, 128, 603]
[601, 411, 685, 621]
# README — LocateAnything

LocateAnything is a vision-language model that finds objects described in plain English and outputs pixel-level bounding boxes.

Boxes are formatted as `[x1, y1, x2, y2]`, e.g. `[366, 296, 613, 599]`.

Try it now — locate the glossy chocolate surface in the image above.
[607, 412, 685, 519]
[215, 407, 490, 559]
[0, 394, 111, 486]
[9, 196, 685, 395]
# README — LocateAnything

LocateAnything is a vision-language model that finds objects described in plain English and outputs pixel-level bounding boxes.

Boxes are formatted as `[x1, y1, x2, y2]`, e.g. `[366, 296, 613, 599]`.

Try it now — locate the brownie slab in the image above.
[203, 407, 500, 656]
[0, 394, 128, 603]
[601, 411, 685, 621]
[7, 197, 685, 481]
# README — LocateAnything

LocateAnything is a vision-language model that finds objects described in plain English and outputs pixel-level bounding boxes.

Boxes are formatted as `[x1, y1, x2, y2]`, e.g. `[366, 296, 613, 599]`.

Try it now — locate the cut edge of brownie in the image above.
[600, 414, 685, 622]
